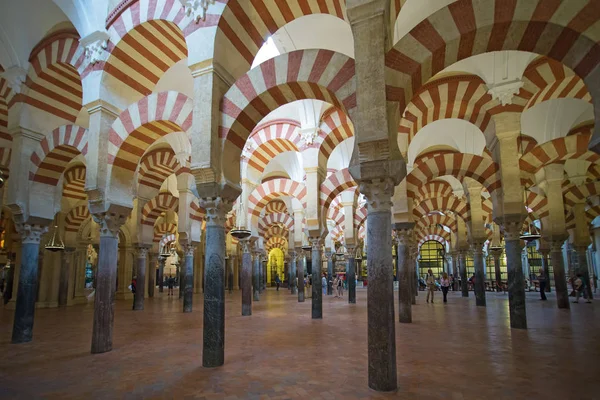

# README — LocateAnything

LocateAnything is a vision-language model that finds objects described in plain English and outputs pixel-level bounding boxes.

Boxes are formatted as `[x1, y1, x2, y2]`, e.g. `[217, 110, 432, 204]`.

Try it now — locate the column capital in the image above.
[182, 243, 196, 257]
[550, 237, 568, 252]
[134, 246, 149, 258]
[469, 239, 486, 253]
[309, 237, 322, 249]
[15, 223, 49, 245]
[359, 177, 394, 213]
[200, 197, 233, 227]
[501, 215, 525, 241]
[92, 208, 129, 239]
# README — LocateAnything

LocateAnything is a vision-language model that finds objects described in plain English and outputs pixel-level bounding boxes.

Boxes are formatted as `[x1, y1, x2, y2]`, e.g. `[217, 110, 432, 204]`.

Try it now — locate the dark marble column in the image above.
[158, 256, 165, 293]
[576, 246, 593, 300]
[241, 241, 252, 316]
[361, 179, 397, 392]
[148, 253, 156, 298]
[11, 224, 47, 344]
[460, 251, 468, 297]
[58, 248, 74, 307]
[346, 246, 356, 304]
[539, 249, 551, 293]
[227, 255, 234, 294]
[409, 248, 417, 304]
[91, 211, 128, 353]
[179, 253, 185, 299]
[491, 249, 502, 292]
[183, 244, 195, 312]
[290, 251, 297, 295]
[472, 241, 486, 307]
[134, 247, 148, 311]
[550, 239, 570, 309]
[326, 251, 333, 295]
[297, 249, 305, 302]
[310, 238, 323, 319]
[395, 224, 413, 323]
[201, 198, 230, 368]
[503, 221, 528, 329]
[252, 251, 260, 301]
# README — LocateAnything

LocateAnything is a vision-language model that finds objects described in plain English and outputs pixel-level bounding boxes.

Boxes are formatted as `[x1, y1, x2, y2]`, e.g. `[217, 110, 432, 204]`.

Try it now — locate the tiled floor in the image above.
[0, 288, 599, 399]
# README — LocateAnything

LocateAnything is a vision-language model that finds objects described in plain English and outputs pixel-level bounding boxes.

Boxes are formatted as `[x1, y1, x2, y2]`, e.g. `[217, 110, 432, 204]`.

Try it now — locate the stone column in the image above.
[550, 239, 570, 309]
[290, 251, 297, 295]
[182, 244, 195, 312]
[91, 210, 128, 353]
[310, 238, 323, 319]
[346, 246, 356, 304]
[395, 224, 413, 323]
[11, 223, 48, 344]
[575, 246, 593, 300]
[148, 253, 156, 298]
[326, 251, 333, 295]
[134, 247, 148, 311]
[233, 254, 240, 290]
[227, 255, 234, 294]
[450, 252, 459, 291]
[459, 251, 468, 297]
[297, 249, 305, 302]
[491, 249, 503, 292]
[503, 220, 528, 329]
[58, 248, 74, 307]
[471, 241, 486, 307]
[252, 251, 260, 301]
[158, 256, 165, 293]
[241, 241, 252, 316]
[539, 248, 551, 293]
[178, 253, 185, 299]
[201, 198, 230, 368]
[360, 179, 397, 392]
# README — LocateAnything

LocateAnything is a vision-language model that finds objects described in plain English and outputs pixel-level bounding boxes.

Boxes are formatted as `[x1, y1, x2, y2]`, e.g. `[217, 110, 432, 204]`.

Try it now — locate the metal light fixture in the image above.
[230, 196, 251, 241]
[45, 225, 65, 252]
[518, 131, 542, 243]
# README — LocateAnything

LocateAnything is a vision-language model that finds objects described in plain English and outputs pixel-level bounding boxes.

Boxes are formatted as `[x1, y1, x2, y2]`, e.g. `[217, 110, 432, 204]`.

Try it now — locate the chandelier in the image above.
[45, 225, 65, 252]
[230, 195, 251, 241]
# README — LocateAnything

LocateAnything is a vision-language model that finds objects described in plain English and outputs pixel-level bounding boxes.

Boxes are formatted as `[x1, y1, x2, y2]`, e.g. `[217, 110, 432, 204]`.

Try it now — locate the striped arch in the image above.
[385, 0, 599, 115]
[525, 191, 549, 220]
[414, 148, 460, 167]
[520, 134, 600, 174]
[221, 49, 356, 184]
[63, 165, 86, 200]
[354, 204, 367, 230]
[214, 0, 346, 81]
[141, 192, 179, 226]
[398, 74, 504, 144]
[417, 235, 449, 251]
[320, 168, 357, 213]
[0, 78, 11, 175]
[317, 108, 354, 167]
[258, 213, 294, 237]
[265, 236, 288, 253]
[406, 153, 500, 198]
[264, 225, 289, 241]
[563, 181, 600, 207]
[29, 125, 88, 186]
[357, 223, 366, 241]
[416, 213, 458, 233]
[414, 181, 454, 204]
[159, 233, 177, 248]
[137, 147, 184, 190]
[154, 222, 177, 242]
[523, 56, 592, 111]
[416, 225, 451, 242]
[413, 196, 469, 224]
[265, 200, 288, 215]
[243, 120, 302, 176]
[65, 204, 90, 232]
[22, 30, 84, 122]
[568, 121, 594, 137]
[247, 179, 307, 218]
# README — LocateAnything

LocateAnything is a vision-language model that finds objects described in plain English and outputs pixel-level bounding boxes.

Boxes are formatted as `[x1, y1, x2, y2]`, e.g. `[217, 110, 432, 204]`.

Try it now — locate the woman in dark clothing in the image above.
[167, 275, 174, 296]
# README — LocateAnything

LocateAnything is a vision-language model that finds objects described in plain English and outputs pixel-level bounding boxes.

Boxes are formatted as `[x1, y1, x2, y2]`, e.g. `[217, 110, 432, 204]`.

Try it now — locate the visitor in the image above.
[573, 273, 591, 304]
[130, 276, 137, 310]
[167, 275, 174, 296]
[275, 274, 281, 291]
[322, 274, 327, 295]
[538, 268, 547, 301]
[440, 272, 450, 303]
[469, 274, 475, 291]
[337, 275, 343, 297]
[449, 274, 455, 291]
[426, 269, 435, 303]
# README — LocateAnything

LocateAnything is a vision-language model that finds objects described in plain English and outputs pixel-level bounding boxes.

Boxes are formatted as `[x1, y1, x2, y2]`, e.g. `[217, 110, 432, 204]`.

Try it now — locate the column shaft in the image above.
[327, 254, 333, 295]
[577, 248, 593, 300]
[505, 236, 528, 329]
[311, 239, 322, 319]
[473, 246, 486, 307]
[58, 250, 73, 307]
[396, 231, 412, 323]
[297, 253, 305, 302]
[493, 253, 502, 292]
[290, 252, 297, 295]
[158, 257, 165, 293]
[183, 246, 194, 312]
[253, 253, 260, 301]
[346, 251, 356, 304]
[148, 255, 156, 298]
[134, 248, 147, 311]
[460, 252, 468, 297]
[551, 243, 570, 309]
[241, 248, 252, 316]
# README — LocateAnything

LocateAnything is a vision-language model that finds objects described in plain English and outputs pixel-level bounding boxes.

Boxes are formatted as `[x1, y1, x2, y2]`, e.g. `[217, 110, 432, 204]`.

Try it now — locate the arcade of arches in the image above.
[0, 0, 599, 396]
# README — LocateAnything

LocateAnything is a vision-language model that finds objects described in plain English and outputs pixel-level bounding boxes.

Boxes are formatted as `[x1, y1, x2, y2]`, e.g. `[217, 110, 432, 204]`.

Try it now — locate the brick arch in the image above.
[386, 0, 599, 119]
[264, 224, 289, 241]
[0, 78, 12, 175]
[525, 191, 549, 220]
[221, 49, 356, 184]
[245, 134, 301, 176]
[65, 204, 90, 232]
[406, 153, 500, 199]
[519, 134, 600, 174]
[316, 108, 354, 168]
[158, 232, 177, 248]
[417, 235, 449, 251]
[354, 203, 367, 230]
[416, 225, 451, 242]
[414, 181, 454, 204]
[137, 147, 184, 190]
[320, 168, 356, 214]
[563, 181, 600, 207]
[214, 0, 347, 82]
[23, 30, 85, 122]
[63, 165, 87, 200]
[258, 213, 294, 237]
[29, 125, 88, 186]
[189, 200, 206, 223]
[154, 222, 177, 242]
[568, 121, 594, 137]
[265, 200, 288, 215]
[416, 213, 458, 234]
[414, 149, 460, 167]
[247, 179, 307, 218]
[141, 192, 179, 226]
[265, 236, 288, 253]
[413, 196, 469, 224]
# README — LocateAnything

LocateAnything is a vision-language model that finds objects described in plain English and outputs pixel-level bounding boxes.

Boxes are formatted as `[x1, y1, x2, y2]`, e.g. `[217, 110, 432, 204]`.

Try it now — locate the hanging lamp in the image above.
[45, 225, 65, 252]
[518, 132, 542, 242]
[488, 223, 503, 251]
[230, 195, 251, 240]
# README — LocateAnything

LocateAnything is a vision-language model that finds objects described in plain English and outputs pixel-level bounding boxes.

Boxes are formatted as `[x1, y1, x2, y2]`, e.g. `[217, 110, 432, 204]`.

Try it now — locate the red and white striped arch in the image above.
[221, 49, 356, 179]
[265, 199, 288, 215]
[414, 180, 454, 204]
[316, 108, 354, 167]
[416, 225, 451, 242]
[413, 196, 469, 224]
[563, 181, 600, 207]
[385, 0, 599, 114]
[525, 191, 549, 220]
[214, 0, 346, 80]
[248, 179, 306, 217]
[264, 224, 289, 241]
[243, 120, 302, 176]
[0, 77, 12, 175]
[398, 74, 504, 143]
[407, 153, 500, 198]
[137, 147, 184, 190]
[354, 203, 367, 230]
[23, 30, 84, 122]
[29, 125, 88, 186]
[519, 134, 600, 174]
[320, 168, 356, 213]
[417, 234, 449, 251]
[108, 91, 193, 173]
[258, 212, 294, 237]
[63, 165, 87, 201]
[158, 232, 177, 248]
[568, 122, 594, 137]
[141, 192, 178, 226]
[154, 222, 177, 242]
[416, 213, 458, 233]
[265, 236, 288, 252]
[189, 200, 206, 223]
[65, 204, 90, 232]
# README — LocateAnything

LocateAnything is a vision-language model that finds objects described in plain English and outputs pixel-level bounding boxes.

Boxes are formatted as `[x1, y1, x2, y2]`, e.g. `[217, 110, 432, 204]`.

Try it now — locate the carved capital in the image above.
[344, 245, 355, 258]
[182, 243, 196, 257]
[182, 0, 215, 23]
[359, 178, 394, 213]
[2, 66, 27, 94]
[135, 246, 149, 258]
[309, 237, 322, 250]
[470, 240, 486, 254]
[200, 197, 232, 227]
[324, 251, 332, 261]
[80, 31, 110, 66]
[93, 211, 127, 238]
[501, 216, 524, 242]
[15, 223, 48, 245]
[487, 80, 524, 106]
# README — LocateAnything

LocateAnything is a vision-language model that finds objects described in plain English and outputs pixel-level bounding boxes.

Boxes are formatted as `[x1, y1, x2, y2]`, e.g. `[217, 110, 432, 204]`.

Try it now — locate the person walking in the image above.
[167, 275, 174, 296]
[538, 268, 548, 301]
[440, 272, 450, 303]
[275, 274, 281, 291]
[130, 276, 137, 310]
[336, 275, 344, 298]
[426, 269, 436, 303]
